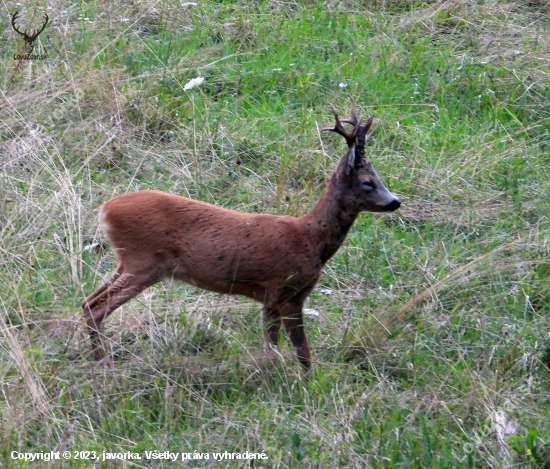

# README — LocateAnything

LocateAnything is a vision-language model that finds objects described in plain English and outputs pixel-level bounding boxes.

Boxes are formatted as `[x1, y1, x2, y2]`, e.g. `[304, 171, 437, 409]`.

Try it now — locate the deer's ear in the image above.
[336, 144, 356, 177]
[346, 145, 356, 175]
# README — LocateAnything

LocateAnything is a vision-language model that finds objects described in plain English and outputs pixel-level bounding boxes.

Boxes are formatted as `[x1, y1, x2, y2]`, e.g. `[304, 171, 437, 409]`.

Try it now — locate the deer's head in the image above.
[324, 97, 401, 213]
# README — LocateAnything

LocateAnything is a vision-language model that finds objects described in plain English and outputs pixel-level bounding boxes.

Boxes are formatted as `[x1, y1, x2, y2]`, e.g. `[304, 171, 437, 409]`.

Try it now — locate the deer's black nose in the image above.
[382, 199, 401, 212]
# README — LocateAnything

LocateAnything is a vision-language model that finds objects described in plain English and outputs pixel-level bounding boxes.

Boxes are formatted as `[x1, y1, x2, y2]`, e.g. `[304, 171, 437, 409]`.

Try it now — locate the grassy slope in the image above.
[1, 0, 550, 467]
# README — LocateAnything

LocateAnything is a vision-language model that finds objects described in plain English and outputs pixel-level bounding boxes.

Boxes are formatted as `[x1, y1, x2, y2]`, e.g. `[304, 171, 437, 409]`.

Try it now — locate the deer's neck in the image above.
[303, 174, 358, 265]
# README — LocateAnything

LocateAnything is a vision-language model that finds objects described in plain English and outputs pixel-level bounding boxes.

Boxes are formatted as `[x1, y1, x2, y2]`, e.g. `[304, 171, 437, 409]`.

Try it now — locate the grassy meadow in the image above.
[1, 0, 550, 467]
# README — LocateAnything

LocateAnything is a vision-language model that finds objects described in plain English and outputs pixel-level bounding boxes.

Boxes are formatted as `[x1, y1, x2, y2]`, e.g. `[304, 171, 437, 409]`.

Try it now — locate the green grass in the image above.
[1, 0, 550, 467]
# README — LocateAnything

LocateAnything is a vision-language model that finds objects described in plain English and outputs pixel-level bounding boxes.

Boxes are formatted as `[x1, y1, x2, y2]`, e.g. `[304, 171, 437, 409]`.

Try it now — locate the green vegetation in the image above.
[1, 0, 549, 467]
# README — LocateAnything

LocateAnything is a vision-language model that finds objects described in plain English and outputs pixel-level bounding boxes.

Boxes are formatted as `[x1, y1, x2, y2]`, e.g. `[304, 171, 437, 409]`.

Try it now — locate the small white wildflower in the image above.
[320, 289, 333, 295]
[272, 68, 282, 72]
[339, 83, 348, 88]
[183, 76, 205, 90]
[181, 2, 197, 5]
[304, 309, 320, 317]
[83, 243, 100, 251]
[120, 18, 130, 22]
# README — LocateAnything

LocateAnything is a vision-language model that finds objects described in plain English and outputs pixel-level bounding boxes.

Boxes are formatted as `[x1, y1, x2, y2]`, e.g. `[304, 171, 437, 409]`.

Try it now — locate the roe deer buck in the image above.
[82, 97, 401, 370]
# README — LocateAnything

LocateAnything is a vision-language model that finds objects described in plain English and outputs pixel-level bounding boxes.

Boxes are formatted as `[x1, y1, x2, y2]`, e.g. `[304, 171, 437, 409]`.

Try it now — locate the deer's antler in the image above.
[354, 116, 374, 161]
[322, 95, 361, 148]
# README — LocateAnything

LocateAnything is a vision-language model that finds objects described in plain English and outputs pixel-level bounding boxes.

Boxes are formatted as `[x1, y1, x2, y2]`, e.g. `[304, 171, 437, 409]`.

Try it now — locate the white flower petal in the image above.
[183, 76, 205, 91]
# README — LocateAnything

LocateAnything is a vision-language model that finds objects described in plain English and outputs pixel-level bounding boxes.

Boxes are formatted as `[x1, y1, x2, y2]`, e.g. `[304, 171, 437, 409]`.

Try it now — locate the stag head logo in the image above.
[11, 11, 49, 54]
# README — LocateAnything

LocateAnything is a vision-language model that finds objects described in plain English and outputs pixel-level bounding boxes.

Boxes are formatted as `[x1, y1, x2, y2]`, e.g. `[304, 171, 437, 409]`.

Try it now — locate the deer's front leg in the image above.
[280, 300, 311, 371]
[262, 305, 281, 350]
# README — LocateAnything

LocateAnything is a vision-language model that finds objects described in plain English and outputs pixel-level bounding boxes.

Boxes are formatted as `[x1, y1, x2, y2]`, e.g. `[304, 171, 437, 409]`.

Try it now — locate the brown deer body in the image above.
[82, 98, 401, 370]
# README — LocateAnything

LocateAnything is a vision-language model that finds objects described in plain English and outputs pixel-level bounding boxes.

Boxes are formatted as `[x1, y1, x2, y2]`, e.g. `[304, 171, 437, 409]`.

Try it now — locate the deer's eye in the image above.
[362, 182, 375, 190]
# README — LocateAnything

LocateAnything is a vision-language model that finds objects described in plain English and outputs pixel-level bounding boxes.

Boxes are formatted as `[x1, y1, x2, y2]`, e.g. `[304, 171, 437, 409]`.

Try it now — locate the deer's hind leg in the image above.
[82, 265, 124, 311]
[83, 269, 158, 360]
